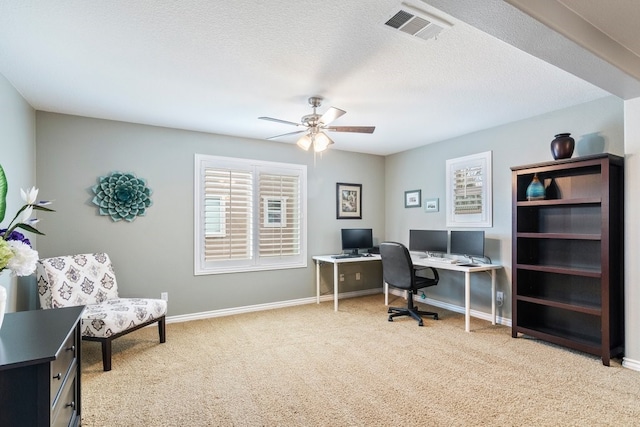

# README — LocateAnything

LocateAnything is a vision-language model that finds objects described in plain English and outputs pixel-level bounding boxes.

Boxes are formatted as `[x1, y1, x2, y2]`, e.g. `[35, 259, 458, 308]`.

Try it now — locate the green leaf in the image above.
[15, 223, 45, 236]
[32, 205, 56, 213]
[0, 164, 7, 224]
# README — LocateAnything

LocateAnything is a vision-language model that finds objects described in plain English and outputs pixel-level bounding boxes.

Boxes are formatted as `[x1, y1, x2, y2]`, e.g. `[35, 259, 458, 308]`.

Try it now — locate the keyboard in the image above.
[421, 256, 459, 264]
[331, 254, 364, 259]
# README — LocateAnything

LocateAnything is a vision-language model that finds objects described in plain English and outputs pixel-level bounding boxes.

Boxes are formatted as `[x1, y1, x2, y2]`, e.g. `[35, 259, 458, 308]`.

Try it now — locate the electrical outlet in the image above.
[496, 291, 504, 304]
[161, 292, 168, 301]
[356, 272, 361, 280]
[339, 274, 344, 282]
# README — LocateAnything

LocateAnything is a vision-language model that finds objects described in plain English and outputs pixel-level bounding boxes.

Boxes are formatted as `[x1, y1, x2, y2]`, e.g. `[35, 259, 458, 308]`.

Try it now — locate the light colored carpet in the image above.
[81, 294, 640, 426]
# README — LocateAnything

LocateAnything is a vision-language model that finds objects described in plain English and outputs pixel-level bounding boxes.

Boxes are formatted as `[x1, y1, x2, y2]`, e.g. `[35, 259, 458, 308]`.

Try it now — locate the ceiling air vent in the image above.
[384, 4, 453, 41]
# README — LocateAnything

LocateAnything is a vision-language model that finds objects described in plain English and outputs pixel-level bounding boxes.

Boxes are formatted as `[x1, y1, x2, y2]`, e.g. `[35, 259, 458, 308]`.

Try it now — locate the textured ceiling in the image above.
[0, 0, 635, 156]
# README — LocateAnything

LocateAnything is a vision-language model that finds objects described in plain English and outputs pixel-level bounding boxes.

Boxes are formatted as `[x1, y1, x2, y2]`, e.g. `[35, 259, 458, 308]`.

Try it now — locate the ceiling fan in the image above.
[259, 96, 375, 152]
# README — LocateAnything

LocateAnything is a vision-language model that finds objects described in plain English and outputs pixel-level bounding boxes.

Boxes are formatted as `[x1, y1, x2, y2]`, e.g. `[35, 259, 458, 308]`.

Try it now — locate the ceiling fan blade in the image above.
[325, 126, 375, 134]
[258, 116, 302, 127]
[266, 130, 306, 140]
[319, 107, 346, 125]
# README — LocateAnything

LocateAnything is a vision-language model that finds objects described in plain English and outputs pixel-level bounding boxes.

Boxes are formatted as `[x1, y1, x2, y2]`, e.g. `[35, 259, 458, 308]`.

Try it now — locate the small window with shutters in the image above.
[194, 154, 307, 274]
[453, 165, 483, 215]
[445, 150, 492, 227]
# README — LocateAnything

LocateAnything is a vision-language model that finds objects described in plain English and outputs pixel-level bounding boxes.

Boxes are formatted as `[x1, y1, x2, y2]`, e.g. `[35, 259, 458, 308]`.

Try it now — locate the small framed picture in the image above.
[336, 182, 362, 219]
[424, 198, 439, 212]
[404, 190, 421, 208]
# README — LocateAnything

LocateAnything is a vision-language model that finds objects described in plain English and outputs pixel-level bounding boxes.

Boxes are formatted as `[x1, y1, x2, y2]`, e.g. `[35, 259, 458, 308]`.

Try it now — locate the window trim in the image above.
[194, 154, 307, 275]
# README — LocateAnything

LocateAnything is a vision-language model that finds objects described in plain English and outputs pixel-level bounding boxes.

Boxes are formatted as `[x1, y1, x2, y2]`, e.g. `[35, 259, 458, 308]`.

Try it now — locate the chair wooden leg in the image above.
[101, 339, 112, 372]
[158, 317, 166, 343]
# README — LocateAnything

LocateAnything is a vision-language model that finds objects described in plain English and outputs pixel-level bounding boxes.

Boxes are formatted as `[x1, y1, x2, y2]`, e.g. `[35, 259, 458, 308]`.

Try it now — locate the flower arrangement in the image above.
[0, 164, 54, 276]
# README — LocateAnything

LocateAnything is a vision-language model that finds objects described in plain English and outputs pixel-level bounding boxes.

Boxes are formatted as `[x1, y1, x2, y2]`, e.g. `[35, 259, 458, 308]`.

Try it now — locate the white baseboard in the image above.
[165, 288, 381, 324]
[622, 356, 640, 372]
[166, 287, 509, 327]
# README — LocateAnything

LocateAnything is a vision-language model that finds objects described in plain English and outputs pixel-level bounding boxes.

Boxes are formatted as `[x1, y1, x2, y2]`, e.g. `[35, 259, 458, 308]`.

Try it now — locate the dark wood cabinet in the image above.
[0, 306, 84, 426]
[511, 153, 624, 366]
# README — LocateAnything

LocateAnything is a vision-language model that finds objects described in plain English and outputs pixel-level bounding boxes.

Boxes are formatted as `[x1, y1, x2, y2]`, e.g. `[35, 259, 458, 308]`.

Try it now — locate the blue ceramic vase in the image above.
[526, 173, 545, 201]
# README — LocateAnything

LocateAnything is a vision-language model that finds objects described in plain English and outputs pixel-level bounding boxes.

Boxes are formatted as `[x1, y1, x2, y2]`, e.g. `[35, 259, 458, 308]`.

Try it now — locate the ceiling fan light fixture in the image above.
[313, 132, 333, 152]
[296, 134, 312, 151]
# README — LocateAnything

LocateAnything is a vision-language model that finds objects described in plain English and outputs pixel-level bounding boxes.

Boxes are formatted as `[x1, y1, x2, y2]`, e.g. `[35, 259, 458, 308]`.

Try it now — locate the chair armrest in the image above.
[415, 266, 439, 282]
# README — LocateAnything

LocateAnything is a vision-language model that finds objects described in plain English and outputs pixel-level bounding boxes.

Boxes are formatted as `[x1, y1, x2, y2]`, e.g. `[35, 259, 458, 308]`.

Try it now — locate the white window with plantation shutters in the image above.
[452, 165, 483, 215]
[195, 154, 307, 274]
[445, 151, 493, 227]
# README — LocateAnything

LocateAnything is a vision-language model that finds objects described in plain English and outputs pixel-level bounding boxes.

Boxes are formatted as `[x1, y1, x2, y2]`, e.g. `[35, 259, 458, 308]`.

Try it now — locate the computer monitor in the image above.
[450, 230, 485, 258]
[409, 230, 448, 254]
[341, 228, 373, 255]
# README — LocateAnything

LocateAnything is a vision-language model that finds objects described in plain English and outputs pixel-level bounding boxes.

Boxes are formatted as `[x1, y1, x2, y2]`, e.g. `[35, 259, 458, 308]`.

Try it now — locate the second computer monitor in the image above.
[450, 230, 485, 258]
[341, 228, 373, 255]
[409, 230, 447, 254]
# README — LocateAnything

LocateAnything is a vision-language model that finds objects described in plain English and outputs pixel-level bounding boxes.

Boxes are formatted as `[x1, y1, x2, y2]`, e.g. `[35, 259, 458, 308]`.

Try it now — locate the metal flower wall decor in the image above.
[92, 171, 153, 222]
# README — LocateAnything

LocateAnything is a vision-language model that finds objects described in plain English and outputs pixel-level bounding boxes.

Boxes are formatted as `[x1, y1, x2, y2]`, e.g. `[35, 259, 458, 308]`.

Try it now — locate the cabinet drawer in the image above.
[50, 330, 77, 405]
[51, 368, 77, 427]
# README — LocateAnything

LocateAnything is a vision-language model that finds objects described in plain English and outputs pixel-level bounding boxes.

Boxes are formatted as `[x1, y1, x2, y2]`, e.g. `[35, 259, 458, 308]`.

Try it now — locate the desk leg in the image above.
[465, 272, 471, 333]
[384, 281, 388, 306]
[333, 263, 339, 312]
[491, 270, 496, 325]
[316, 261, 321, 305]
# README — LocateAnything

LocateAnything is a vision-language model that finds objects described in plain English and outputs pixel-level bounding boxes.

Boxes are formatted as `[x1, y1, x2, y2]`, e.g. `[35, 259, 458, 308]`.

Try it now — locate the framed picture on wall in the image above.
[404, 189, 421, 208]
[336, 182, 362, 219]
[424, 198, 439, 212]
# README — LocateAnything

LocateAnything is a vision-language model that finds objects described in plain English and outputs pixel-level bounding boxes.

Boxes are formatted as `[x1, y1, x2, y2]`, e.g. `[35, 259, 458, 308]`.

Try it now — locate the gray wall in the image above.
[35, 112, 385, 316]
[624, 97, 640, 369]
[385, 95, 624, 321]
[0, 73, 37, 312]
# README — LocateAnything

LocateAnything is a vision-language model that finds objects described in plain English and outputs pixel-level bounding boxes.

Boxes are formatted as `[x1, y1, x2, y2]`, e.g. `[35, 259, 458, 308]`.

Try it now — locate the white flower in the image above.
[6, 240, 39, 276]
[21, 187, 39, 205]
[19, 205, 34, 224]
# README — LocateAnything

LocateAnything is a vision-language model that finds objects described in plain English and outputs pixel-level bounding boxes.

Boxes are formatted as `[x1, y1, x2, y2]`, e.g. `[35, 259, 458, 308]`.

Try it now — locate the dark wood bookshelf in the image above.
[511, 153, 624, 366]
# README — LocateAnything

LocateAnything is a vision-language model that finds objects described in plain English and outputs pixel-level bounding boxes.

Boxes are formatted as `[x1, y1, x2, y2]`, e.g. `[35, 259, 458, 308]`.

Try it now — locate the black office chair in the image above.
[380, 241, 439, 326]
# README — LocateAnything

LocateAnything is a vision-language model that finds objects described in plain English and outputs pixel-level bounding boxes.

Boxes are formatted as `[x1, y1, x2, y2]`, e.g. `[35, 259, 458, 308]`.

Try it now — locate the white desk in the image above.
[313, 253, 502, 333]
[313, 254, 502, 332]
[399, 256, 502, 332]
[312, 254, 382, 311]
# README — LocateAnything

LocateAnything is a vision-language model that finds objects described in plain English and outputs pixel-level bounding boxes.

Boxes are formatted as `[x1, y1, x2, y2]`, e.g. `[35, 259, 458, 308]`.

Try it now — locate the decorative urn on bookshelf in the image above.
[550, 133, 575, 160]
[525, 173, 545, 201]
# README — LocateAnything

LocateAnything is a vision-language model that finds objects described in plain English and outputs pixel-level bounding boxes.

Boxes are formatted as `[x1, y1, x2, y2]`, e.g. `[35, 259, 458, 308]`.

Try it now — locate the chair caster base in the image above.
[387, 305, 437, 326]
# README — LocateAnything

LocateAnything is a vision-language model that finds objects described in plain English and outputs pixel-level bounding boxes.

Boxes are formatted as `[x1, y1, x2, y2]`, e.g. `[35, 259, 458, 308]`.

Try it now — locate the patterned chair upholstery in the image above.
[36, 253, 167, 371]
